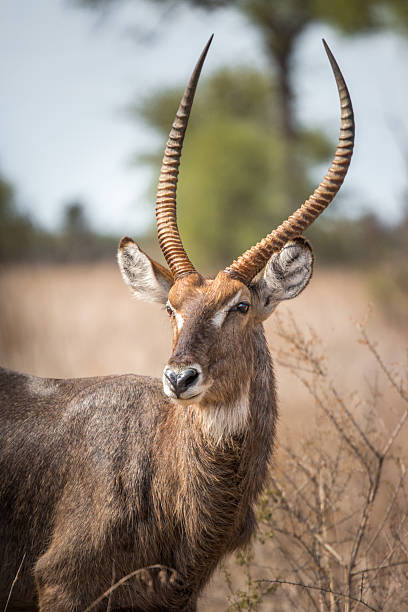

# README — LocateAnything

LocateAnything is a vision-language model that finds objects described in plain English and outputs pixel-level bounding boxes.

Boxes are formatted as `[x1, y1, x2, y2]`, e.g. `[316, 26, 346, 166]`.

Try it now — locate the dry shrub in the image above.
[369, 262, 408, 328]
[224, 313, 408, 611]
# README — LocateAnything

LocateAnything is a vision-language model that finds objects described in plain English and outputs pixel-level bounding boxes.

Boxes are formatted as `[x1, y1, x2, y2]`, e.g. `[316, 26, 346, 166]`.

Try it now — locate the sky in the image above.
[0, 0, 407, 237]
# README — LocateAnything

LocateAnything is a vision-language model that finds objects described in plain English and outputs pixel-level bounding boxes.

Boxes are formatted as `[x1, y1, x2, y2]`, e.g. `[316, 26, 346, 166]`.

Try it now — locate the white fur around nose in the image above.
[211, 291, 243, 329]
[195, 387, 250, 445]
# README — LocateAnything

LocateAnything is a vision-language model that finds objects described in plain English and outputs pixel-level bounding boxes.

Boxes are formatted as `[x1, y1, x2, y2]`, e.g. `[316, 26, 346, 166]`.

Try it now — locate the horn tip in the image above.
[322, 39, 344, 85]
[322, 38, 340, 74]
[322, 38, 333, 59]
[203, 33, 214, 55]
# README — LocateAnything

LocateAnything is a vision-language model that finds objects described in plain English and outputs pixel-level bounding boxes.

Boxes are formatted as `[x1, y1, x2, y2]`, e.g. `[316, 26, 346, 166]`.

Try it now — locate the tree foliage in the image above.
[0, 173, 118, 264]
[0, 175, 35, 263]
[76, 0, 408, 139]
[69, 0, 408, 272]
[75, 0, 408, 266]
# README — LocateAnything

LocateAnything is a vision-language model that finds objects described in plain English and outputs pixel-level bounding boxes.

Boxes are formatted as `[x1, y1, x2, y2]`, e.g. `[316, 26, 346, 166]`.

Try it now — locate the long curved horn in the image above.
[224, 40, 355, 284]
[155, 36, 213, 281]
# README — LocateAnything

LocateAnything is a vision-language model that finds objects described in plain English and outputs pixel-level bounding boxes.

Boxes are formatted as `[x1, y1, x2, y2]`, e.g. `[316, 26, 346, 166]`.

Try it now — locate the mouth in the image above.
[170, 393, 203, 406]
[162, 386, 203, 402]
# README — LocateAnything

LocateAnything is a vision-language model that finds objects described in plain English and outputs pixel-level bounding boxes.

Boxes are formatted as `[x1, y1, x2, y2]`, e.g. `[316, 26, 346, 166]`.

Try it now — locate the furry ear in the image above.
[118, 237, 173, 304]
[252, 237, 313, 319]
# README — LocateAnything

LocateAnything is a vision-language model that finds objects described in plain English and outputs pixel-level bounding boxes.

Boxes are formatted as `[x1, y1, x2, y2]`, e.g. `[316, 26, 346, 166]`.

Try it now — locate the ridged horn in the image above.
[155, 35, 213, 280]
[224, 39, 355, 284]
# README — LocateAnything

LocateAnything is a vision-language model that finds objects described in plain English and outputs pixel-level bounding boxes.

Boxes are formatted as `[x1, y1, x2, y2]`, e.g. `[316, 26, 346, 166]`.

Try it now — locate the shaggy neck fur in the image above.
[189, 384, 250, 445]
[153, 325, 277, 594]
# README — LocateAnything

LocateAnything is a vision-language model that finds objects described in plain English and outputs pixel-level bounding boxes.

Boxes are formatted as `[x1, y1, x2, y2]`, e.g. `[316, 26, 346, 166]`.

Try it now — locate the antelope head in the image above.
[118, 37, 354, 418]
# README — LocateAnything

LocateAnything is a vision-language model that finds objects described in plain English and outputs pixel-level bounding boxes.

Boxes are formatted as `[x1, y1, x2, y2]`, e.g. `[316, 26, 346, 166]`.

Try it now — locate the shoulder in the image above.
[0, 367, 170, 420]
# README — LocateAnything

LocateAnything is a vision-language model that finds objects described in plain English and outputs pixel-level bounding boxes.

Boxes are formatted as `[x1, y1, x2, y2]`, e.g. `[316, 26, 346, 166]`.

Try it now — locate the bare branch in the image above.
[274, 537, 322, 612]
[256, 579, 379, 611]
[360, 328, 408, 403]
[83, 565, 183, 612]
[303, 379, 373, 476]
[364, 461, 406, 556]
[3, 553, 26, 612]
[352, 560, 408, 576]
[329, 383, 380, 460]
[345, 455, 384, 601]
[382, 407, 408, 458]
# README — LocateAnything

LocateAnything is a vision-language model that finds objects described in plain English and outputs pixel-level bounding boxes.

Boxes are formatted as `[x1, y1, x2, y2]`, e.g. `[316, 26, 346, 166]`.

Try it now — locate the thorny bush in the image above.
[223, 312, 408, 612]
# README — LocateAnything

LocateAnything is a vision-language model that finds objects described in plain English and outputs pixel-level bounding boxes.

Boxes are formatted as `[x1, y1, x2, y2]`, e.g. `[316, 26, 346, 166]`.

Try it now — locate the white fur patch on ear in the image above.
[253, 237, 313, 318]
[117, 237, 172, 304]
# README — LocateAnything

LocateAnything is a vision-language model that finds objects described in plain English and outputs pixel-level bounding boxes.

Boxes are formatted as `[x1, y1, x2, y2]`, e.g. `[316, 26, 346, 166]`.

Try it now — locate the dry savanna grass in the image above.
[0, 263, 403, 437]
[0, 262, 407, 610]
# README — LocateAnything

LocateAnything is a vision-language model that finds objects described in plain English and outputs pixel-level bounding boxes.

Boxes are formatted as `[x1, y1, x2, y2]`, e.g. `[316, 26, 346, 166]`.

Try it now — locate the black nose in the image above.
[165, 368, 200, 397]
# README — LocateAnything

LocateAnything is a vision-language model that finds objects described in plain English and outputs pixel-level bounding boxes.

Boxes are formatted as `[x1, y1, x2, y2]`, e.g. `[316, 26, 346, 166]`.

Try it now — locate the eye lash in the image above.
[229, 301, 250, 314]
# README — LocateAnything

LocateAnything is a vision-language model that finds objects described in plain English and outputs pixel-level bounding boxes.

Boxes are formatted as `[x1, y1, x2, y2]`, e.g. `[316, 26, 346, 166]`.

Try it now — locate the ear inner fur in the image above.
[118, 237, 173, 303]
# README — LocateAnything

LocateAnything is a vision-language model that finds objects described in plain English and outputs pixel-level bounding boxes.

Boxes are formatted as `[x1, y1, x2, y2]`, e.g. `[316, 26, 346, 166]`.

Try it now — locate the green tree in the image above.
[0, 174, 35, 263]
[79, 0, 408, 137]
[58, 199, 119, 262]
[61, 200, 89, 236]
[77, 0, 408, 209]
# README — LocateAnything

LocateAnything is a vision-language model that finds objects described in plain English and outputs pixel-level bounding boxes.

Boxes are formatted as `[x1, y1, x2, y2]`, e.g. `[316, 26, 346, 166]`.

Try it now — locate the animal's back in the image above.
[0, 366, 167, 609]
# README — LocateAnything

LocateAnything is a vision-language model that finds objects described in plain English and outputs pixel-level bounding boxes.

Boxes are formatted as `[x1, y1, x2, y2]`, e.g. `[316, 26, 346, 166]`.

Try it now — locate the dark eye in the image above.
[166, 305, 173, 317]
[230, 302, 250, 314]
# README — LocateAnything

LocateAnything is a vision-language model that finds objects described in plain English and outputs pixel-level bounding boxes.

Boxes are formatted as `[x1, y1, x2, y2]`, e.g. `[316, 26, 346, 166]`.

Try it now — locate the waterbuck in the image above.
[0, 37, 354, 611]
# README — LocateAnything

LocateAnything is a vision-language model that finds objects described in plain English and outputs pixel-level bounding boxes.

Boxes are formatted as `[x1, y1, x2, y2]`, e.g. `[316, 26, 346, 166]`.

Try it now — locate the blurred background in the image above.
[2, 0, 407, 365]
[1, 0, 408, 268]
[1, 2, 408, 609]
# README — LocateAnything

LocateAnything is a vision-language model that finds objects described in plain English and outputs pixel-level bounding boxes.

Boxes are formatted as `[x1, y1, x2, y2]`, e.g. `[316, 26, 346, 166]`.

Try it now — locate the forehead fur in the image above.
[169, 271, 249, 312]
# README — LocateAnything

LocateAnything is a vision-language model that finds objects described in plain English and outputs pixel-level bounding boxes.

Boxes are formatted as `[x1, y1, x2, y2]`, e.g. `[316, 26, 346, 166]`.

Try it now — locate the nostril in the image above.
[164, 369, 178, 392]
[176, 368, 199, 394]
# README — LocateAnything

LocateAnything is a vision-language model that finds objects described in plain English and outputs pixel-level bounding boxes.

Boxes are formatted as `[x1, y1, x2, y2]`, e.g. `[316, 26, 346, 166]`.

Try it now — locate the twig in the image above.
[318, 470, 336, 612]
[365, 513, 408, 592]
[329, 383, 380, 460]
[345, 455, 384, 603]
[106, 560, 115, 612]
[270, 476, 343, 565]
[274, 535, 321, 612]
[303, 380, 372, 477]
[275, 358, 317, 374]
[364, 461, 406, 556]
[256, 579, 379, 611]
[280, 467, 319, 515]
[352, 560, 408, 576]
[83, 564, 180, 612]
[382, 407, 408, 458]
[361, 329, 408, 403]
[282, 443, 318, 486]
[3, 553, 26, 612]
